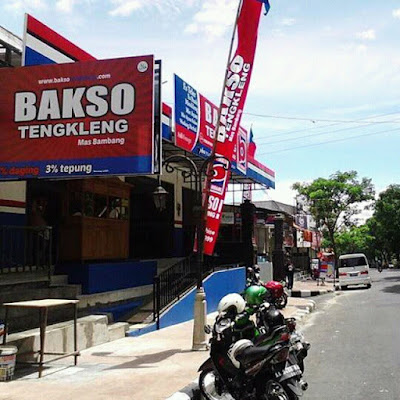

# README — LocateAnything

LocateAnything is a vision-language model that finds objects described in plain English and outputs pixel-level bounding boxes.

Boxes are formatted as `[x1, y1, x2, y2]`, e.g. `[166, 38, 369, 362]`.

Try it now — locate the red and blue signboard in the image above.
[0, 56, 155, 179]
[174, 74, 248, 176]
[23, 14, 96, 66]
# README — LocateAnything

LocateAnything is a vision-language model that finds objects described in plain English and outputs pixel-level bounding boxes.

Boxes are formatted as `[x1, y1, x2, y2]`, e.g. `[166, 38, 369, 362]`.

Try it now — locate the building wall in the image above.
[0, 181, 27, 226]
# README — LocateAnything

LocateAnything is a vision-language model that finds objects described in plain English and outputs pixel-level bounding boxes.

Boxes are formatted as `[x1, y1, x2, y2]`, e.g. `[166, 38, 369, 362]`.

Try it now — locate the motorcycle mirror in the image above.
[204, 325, 212, 334]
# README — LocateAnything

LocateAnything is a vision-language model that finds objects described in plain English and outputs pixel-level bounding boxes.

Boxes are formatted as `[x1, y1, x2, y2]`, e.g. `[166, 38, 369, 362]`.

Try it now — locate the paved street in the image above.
[302, 269, 400, 399]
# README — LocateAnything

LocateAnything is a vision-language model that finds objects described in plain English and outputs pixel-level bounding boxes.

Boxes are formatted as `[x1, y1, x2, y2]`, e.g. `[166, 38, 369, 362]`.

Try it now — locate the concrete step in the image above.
[50, 274, 69, 286]
[127, 309, 154, 324]
[108, 322, 129, 341]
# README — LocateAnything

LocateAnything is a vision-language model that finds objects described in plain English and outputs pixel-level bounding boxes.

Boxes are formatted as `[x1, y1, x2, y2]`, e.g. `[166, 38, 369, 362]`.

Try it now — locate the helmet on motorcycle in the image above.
[217, 293, 246, 317]
[227, 339, 254, 368]
[244, 285, 267, 306]
[261, 306, 285, 330]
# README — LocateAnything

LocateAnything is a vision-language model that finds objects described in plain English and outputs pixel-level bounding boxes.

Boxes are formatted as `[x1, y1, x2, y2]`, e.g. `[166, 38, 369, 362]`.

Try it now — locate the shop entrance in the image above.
[127, 177, 174, 259]
[26, 180, 66, 264]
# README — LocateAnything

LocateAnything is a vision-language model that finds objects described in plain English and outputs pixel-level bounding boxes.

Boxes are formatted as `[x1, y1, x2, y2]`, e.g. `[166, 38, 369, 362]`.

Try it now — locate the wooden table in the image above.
[2, 299, 80, 378]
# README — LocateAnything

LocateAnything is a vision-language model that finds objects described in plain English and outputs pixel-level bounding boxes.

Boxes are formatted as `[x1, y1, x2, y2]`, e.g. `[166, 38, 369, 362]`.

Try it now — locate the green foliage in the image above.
[334, 225, 375, 258]
[373, 185, 400, 259]
[292, 171, 375, 262]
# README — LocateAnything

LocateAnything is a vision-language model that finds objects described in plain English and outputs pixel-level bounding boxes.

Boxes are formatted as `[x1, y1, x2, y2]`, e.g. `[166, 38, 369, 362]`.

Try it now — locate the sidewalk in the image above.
[0, 296, 317, 400]
[289, 276, 335, 298]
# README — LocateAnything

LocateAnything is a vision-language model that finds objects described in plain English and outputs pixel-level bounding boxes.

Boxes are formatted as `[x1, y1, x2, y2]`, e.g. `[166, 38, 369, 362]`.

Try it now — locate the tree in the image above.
[331, 225, 375, 258]
[292, 171, 375, 267]
[373, 185, 400, 261]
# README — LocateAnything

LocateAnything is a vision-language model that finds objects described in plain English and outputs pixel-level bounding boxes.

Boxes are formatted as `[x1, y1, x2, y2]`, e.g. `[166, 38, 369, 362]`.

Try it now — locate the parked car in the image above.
[388, 263, 394, 269]
[338, 253, 371, 290]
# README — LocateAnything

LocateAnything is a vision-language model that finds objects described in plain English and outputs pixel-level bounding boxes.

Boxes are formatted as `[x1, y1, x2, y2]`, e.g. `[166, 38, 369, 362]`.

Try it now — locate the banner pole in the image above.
[211, 0, 243, 157]
[202, 0, 243, 221]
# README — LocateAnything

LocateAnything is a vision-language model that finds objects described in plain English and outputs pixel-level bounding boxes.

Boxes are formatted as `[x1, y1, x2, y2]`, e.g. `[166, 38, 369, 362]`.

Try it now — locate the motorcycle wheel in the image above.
[276, 293, 288, 309]
[199, 368, 235, 400]
[262, 380, 290, 400]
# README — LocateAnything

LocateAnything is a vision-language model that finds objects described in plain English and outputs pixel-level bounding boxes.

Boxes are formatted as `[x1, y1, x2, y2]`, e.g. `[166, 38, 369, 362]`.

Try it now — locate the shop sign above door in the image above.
[0, 55, 155, 180]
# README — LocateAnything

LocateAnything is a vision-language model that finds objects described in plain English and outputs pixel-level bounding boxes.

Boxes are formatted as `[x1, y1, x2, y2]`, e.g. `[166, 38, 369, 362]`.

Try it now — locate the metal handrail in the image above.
[153, 254, 200, 329]
[152, 254, 241, 329]
[0, 225, 53, 280]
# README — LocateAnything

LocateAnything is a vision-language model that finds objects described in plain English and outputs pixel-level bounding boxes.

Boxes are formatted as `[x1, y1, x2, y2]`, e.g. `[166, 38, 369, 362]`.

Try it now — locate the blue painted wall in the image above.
[0, 212, 26, 226]
[159, 267, 245, 329]
[57, 260, 157, 294]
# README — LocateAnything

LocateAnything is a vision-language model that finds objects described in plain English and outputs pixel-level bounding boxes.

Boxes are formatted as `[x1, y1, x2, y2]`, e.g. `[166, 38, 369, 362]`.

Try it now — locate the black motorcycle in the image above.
[198, 315, 303, 400]
[255, 303, 310, 376]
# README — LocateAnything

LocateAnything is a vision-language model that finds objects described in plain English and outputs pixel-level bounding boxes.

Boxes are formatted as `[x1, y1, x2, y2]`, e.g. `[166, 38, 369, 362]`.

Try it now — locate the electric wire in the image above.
[258, 117, 400, 146]
[257, 126, 400, 156]
[244, 112, 400, 124]
[254, 110, 400, 144]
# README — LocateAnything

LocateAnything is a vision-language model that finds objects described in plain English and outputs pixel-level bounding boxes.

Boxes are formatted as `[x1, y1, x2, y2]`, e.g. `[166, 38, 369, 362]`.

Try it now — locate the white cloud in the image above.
[252, 180, 297, 205]
[109, 0, 141, 16]
[281, 18, 296, 26]
[4, 0, 46, 11]
[356, 29, 376, 40]
[184, 0, 238, 39]
[108, 0, 200, 17]
[393, 9, 400, 19]
[56, 0, 75, 13]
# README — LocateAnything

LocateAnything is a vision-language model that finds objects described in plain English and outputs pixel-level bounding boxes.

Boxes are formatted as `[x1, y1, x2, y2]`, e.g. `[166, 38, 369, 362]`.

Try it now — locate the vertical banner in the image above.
[203, 0, 266, 255]
[242, 183, 253, 201]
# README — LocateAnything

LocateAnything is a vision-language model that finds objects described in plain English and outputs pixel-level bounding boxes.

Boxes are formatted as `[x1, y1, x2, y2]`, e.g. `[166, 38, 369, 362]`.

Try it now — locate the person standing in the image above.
[286, 259, 295, 290]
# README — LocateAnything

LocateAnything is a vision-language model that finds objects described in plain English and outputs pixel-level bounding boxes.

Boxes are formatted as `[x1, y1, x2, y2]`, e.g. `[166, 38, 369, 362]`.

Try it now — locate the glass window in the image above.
[69, 192, 83, 216]
[94, 194, 108, 218]
[83, 192, 94, 217]
[109, 197, 121, 219]
[339, 256, 367, 268]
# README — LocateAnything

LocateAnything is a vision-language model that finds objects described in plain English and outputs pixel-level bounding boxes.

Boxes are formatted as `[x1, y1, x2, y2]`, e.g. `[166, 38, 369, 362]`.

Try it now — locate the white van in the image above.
[338, 253, 371, 290]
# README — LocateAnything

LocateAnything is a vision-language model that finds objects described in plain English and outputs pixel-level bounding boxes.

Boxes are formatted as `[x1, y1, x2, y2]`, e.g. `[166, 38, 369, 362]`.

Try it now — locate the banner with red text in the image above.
[0, 56, 155, 180]
[203, 0, 265, 255]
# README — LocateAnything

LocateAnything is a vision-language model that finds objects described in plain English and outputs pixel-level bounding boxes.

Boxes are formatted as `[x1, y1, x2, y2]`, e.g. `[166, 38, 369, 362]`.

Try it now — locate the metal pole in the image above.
[192, 161, 208, 351]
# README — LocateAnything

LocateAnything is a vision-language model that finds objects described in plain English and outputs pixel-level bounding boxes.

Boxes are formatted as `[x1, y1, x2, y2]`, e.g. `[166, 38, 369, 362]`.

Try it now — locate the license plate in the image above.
[350, 272, 358, 277]
[276, 364, 301, 380]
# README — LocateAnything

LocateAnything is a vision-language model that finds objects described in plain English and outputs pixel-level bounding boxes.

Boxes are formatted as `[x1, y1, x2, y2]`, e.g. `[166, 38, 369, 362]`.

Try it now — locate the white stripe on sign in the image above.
[161, 114, 171, 125]
[248, 162, 274, 182]
[26, 33, 74, 64]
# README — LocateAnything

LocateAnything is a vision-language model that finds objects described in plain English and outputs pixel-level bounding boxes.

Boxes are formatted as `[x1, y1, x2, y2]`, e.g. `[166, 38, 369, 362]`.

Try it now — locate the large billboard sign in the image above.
[0, 55, 155, 180]
[174, 74, 248, 176]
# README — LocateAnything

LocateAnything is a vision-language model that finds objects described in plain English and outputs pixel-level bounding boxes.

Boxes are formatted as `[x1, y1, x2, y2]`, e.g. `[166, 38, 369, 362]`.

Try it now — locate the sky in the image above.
[2, 0, 400, 211]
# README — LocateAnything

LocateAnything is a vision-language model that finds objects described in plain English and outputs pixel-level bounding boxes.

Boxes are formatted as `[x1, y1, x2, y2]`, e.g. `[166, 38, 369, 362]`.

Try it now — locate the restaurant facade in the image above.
[0, 15, 276, 294]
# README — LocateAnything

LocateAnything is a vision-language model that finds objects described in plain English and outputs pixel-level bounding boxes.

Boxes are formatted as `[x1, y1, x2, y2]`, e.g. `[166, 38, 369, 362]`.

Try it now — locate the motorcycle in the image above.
[378, 264, 383, 273]
[198, 314, 304, 400]
[254, 303, 310, 376]
[264, 281, 288, 310]
[284, 317, 310, 375]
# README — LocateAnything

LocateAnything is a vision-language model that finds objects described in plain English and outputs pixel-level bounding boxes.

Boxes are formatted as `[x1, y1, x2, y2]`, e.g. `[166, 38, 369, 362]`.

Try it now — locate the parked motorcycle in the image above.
[198, 294, 304, 400]
[244, 287, 310, 378]
[378, 264, 383, 273]
[263, 281, 288, 310]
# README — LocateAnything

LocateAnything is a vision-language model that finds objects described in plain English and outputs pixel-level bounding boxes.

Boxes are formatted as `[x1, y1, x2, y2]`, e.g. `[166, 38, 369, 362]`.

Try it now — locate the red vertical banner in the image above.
[203, 0, 265, 256]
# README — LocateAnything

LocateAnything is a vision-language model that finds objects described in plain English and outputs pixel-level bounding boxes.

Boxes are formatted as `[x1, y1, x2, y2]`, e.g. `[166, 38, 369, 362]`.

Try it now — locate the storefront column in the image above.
[240, 200, 256, 268]
[273, 214, 285, 281]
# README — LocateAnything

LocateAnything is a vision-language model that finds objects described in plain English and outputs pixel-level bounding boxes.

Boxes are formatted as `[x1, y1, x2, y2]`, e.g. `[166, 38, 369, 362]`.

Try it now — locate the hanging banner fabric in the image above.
[203, 0, 264, 256]
[0, 56, 155, 179]
[174, 74, 248, 176]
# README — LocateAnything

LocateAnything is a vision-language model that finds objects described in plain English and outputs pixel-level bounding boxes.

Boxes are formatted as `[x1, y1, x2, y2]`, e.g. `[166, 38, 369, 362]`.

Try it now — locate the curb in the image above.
[290, 288, 333, 298]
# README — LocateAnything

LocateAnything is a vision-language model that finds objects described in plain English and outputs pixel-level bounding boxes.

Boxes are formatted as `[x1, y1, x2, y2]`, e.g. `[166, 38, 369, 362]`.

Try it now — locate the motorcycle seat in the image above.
[236, 344, 274, 366]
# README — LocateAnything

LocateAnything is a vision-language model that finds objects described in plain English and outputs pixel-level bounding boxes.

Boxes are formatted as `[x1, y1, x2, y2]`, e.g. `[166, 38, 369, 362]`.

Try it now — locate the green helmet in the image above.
[245, 285, 267, 306]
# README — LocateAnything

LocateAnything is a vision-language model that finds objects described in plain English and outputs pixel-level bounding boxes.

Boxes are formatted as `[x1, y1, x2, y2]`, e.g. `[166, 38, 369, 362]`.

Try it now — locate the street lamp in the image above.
[152, 184, 168, 212]
[156, 154, 229, 350]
